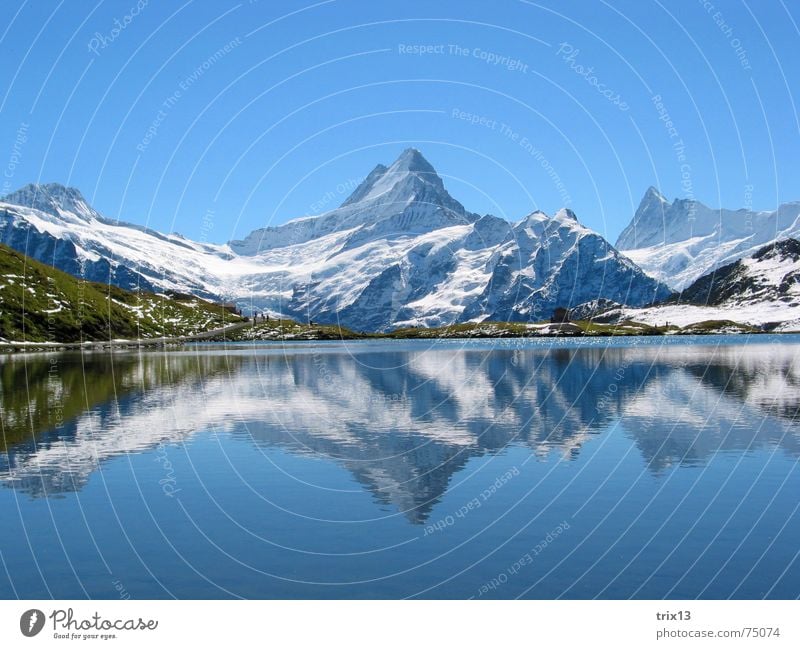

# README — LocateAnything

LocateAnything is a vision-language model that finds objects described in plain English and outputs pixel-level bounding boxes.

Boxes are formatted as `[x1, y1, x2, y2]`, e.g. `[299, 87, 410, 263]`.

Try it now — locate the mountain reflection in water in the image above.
[2, 340, 799, 523]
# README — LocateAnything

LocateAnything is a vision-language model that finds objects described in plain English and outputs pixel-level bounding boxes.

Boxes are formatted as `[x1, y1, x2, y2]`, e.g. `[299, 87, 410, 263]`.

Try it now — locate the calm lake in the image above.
[1, 336, 799, 599]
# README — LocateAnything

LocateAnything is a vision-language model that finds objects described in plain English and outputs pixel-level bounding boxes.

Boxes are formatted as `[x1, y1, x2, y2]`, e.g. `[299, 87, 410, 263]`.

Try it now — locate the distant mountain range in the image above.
[616, 186, 800, 290]
[1, 148, 798, 332]
[0, 149, 669, 332]
[591, 239, 800, 332]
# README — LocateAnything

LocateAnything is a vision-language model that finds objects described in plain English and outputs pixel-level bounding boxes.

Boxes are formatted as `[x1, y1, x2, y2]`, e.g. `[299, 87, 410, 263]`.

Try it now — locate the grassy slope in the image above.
[0, 243, 244, 343]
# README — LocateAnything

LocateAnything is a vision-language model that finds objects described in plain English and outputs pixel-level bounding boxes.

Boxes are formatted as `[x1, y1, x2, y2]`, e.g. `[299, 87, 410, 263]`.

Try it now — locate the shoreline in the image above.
[2, 327, 796, 355]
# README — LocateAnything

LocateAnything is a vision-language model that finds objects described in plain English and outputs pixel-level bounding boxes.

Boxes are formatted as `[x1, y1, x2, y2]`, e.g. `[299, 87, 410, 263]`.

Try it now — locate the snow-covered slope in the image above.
[595, 239, 800, 330]
[0, 150, 670, 331]
[459, 208, 670, 323]
[616, 187, 800, 290]
[0, 183, 249, 298]
[677, 238, 800, 307]
[229, 148, 472, 254]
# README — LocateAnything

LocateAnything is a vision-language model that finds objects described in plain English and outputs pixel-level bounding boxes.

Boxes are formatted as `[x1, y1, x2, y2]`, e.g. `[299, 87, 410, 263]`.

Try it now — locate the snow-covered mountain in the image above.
[594, 239, 800, 330]
[0, 149, 670, 331]
[0, 182, 241, 299]
[616, 186, 800, 290]
[229, 148, 472, 254]
[458, 207, 669, 323]
[677, 238, 800, 308]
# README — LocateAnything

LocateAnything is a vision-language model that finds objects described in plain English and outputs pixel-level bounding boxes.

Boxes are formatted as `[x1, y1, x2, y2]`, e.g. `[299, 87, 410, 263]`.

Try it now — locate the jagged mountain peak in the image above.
[516, 210, 548, 226]
[617, 185, 800, 290]
[340, 148, 454, 211]
[230, 149, 472, 255]
[518, 208, 582, 230]
[2, 182, 100, 222]
[643, 185, 668, 203]
[554, 207, 579, 222]
[340, 164, 389, 206]
[634, 186, 671, 222]
[615, 186, 679, 251]
[391, 147, 437, 174]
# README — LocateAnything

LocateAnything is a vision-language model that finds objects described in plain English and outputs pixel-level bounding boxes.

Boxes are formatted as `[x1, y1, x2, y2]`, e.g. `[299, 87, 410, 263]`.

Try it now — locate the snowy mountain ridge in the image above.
[597, 238, 800, 331]
[0, 149, 670, 331]
[229, 148, 475, 255]
[616, 186, 800, 290]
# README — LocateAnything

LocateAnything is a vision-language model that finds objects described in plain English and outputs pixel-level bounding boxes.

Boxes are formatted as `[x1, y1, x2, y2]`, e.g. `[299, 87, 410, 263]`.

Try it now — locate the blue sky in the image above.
[0, 0, 797, 244]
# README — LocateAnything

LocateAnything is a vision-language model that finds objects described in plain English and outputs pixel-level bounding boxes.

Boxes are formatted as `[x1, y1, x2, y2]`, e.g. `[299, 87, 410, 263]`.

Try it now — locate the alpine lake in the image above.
[1, 335, 798, 599]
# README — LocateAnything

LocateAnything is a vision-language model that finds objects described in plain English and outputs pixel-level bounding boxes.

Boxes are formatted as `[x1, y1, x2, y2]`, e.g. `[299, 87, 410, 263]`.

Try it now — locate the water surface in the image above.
[1, 336, 799, 598]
